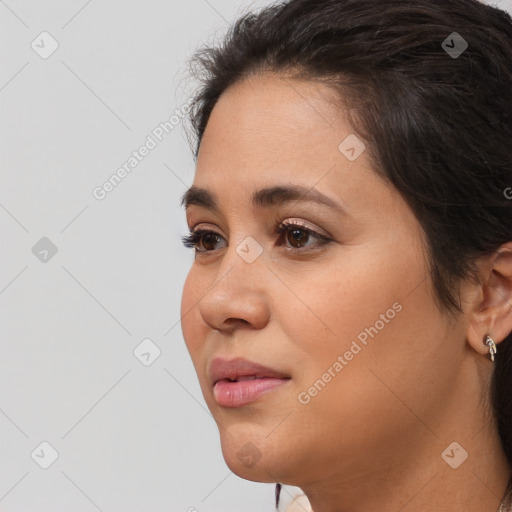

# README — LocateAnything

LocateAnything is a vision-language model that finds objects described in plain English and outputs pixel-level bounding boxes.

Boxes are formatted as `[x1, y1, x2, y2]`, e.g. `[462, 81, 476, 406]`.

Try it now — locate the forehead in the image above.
[194, 72, 357, 188]
[204, 71, 347, 138]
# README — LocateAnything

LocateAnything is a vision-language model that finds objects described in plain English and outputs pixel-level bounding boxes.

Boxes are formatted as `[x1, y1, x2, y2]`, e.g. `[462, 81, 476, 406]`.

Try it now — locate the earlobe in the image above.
[466, 320, 495, 357]
[465, 243, 512, 357]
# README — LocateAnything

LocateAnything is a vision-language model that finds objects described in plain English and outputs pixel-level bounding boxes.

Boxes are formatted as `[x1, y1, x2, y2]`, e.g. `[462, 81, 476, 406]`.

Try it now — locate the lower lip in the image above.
[213, 378, 289, 407]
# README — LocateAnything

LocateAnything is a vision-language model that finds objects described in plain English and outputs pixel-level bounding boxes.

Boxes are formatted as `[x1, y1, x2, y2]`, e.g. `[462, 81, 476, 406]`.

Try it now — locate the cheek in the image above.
[288, 257, 449, 434]
[277, 289, 448, 476]
[180, 269, 204, 357]
[180, 270, 217, 399]
[282, 239, 441, 390]
[277, 245, 420, 354]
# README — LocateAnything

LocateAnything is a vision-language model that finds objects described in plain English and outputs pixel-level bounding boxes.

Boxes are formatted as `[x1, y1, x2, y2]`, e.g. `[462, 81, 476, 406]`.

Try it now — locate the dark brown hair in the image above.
[185, 0, 512, 506]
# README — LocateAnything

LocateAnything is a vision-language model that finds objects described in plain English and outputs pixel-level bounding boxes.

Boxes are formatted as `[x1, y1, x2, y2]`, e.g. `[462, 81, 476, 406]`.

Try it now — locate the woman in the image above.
[179, 0, 512, 510]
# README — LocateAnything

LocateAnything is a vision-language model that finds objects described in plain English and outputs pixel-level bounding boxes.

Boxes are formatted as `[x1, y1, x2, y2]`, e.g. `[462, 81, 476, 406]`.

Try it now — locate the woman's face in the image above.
[180, 72, 469, 487]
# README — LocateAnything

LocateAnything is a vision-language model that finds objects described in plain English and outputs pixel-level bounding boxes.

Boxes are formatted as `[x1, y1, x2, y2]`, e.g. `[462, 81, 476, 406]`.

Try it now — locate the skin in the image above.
[180, 72, 512, 512]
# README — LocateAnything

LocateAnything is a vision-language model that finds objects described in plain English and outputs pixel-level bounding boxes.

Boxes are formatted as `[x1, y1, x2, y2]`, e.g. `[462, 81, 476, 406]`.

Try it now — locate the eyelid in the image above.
[188, 218, 328, 237]
[277, 218, 329, 237]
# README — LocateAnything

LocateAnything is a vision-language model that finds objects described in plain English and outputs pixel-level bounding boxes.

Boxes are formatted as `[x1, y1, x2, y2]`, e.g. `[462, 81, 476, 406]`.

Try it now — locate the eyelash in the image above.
[180, 221, 331, 254]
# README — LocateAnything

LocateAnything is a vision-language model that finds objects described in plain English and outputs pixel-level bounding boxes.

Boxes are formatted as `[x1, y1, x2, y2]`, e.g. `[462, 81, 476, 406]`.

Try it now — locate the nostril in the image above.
[227, 318, 248, 323]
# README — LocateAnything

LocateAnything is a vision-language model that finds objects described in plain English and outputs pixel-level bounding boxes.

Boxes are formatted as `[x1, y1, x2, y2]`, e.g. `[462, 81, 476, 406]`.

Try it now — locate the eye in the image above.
[276, 221, 331, 250]
[180, 221, 331, 254]
[180, 229, 226, 252]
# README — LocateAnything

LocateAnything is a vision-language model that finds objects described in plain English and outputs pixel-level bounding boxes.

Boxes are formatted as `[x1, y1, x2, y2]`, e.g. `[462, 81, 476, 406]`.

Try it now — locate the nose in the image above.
[197, 246, 271, 333]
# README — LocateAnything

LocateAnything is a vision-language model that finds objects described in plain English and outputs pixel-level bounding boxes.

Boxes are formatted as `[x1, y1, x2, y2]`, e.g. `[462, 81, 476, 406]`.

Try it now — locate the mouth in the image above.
[216, 375, 283, 383]
[209, 357, 291, 407]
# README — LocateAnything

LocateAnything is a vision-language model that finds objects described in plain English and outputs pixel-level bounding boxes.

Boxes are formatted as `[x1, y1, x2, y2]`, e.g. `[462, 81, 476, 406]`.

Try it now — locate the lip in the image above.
[209, 357, 290, 386]
[209, 357, 291, 407]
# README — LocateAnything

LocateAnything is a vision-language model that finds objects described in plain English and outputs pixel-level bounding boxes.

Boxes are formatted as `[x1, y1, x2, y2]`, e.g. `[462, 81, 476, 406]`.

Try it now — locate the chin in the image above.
[218, 430, 283, 483]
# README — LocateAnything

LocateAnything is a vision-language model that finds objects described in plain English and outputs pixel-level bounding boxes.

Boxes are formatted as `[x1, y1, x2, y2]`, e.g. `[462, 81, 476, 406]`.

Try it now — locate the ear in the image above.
[466, 242, 512, 358]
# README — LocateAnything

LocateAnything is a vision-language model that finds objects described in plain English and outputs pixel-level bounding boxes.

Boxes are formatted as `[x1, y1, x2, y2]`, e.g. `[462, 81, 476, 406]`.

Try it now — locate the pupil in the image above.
[203, 233, 218, 250]
[288, 228, 308, 248]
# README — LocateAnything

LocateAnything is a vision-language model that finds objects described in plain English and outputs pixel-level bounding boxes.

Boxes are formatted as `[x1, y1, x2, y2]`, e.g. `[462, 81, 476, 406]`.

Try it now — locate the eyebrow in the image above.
[180, 184, 347, 214]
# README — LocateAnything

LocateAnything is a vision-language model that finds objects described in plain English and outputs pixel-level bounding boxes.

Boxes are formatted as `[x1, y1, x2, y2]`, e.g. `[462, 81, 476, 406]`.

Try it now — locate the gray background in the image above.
[1, 0, 511, 511]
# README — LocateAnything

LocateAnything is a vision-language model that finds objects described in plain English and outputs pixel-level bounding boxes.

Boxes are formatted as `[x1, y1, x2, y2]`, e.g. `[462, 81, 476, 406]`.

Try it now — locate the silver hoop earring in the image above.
[484, 334, 497, 362]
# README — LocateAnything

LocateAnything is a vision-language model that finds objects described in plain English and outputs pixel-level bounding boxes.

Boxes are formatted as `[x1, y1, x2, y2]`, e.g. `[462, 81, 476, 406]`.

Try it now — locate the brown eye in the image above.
[201, 232, 221, 251]
[181, 229, 226, 252]
[286, 226, 311, 248]
[277, 221, 330, 251]
[181, 222, 331, 254]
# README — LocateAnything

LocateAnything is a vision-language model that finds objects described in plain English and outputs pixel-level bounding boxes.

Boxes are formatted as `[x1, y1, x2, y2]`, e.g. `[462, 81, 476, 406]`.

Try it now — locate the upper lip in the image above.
[209, 357, 290, 386]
